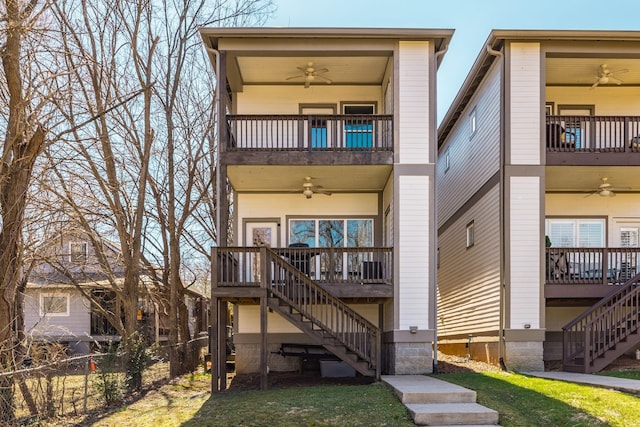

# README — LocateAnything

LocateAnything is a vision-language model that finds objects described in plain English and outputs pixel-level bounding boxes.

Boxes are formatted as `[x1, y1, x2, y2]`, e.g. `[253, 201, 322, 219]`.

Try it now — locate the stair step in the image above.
[407, 403, 499, 426]
[383, 375, 477, 404]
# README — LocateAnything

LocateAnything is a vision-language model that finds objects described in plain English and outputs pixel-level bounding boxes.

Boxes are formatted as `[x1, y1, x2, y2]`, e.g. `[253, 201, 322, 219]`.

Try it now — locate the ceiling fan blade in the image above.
[314, 75, 332, 84]
[286, 74, 305, 81]
[590, 80, 599, 89]
[313, 67, 329, 74]
[612, 68, 629, 75]
[608, 76, 623, 85]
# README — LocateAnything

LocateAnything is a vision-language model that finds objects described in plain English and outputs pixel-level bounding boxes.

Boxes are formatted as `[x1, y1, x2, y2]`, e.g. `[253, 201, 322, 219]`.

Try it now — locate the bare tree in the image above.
[140, 0, 274, 377]
[49, 0, 157, 391]
[0, 0, 61, 421]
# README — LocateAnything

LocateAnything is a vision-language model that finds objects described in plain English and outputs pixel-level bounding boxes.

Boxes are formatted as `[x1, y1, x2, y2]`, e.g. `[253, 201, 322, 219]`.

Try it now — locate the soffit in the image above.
[227, 165, 392, 192]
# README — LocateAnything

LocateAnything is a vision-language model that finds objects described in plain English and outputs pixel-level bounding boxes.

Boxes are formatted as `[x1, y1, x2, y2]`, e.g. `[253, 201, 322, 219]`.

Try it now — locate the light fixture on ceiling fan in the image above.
[286, 62, 332, 88]
[302, 176, 332, 199]
[584, 177, 629, 198]
[591, 64, 629, 89]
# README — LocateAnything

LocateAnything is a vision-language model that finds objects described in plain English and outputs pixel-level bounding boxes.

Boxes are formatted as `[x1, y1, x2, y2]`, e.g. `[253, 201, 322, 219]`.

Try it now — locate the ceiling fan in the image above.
[591, 64, 629, 89]
[584, 177, 628, 197]
[302, 176, 331, 199]
[286, 62, 332, 88]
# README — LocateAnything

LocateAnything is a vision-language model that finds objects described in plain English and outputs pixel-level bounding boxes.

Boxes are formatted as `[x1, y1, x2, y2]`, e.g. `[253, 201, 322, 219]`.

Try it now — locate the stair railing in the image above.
[562, 271, 640, 372]
[261, 247, 381, 371]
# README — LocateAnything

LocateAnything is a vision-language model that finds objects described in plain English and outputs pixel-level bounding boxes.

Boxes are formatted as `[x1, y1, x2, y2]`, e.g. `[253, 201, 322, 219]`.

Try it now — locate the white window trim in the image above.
[444, 147, 451, 173]
[469, 107, 477, 137]
[40, 292, 70, 317]
[69, 241, 88, 263]
[289, 218, 374, 247]
[466, 220, 475, 249]
[545, 218, 606, 248]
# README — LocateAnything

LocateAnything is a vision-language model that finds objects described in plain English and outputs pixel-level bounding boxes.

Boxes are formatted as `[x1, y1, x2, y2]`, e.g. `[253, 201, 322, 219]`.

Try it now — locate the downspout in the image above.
[432, 42, 448, 375]
[486, 43, 508, 371]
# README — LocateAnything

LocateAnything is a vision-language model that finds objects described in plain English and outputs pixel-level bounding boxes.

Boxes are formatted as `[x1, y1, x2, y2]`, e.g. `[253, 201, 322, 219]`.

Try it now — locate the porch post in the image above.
[210, 248, 220, 392]
[260, 246, 269, 390]
[217, 50, 230, 246]
[218, 301, 228, 390]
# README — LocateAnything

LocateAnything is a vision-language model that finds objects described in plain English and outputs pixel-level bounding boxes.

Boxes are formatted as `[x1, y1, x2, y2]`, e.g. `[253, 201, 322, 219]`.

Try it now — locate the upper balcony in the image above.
[221, 114, 394, 166]
[546, 115, 640, 166]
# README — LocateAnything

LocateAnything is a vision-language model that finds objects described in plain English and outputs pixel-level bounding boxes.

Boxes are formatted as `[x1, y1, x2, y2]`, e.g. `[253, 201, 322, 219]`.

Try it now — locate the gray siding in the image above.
[437, 185, 501, 337]
[437, 61, 501, 227]
[24, 288, 92, 340]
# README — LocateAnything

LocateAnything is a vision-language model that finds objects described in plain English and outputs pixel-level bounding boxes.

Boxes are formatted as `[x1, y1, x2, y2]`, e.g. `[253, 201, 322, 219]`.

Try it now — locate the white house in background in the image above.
[200, 27, 453, 389]
[24, 229, 208, 354]
[437, 30, 640, 373]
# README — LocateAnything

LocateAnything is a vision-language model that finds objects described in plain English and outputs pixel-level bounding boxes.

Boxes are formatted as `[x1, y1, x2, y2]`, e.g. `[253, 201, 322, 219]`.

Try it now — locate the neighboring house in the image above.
[23, 229, 208, 354]
[200, 27, 453, 388]
[437, 30, 640, 373]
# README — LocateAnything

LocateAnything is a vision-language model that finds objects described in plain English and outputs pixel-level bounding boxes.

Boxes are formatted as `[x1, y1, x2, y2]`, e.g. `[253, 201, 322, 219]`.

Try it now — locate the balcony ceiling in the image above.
[546, 166, 640, 194]
[546, 58, 640, 86]
[231, 56, 390, 88]
[227, 165, 392, 193]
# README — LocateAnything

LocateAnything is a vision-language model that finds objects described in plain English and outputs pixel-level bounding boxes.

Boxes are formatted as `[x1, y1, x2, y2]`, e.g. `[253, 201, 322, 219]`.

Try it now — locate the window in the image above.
[621, 227, 639, 248]
[466, 220, 475, 248]
[290, 218, 373, 248]
[444, 147, 451, 173]
[545, 218, 605, 248]
[69, 241, 88, 263]
[40, 293, 69, 316]
[469, 108, 477, 136]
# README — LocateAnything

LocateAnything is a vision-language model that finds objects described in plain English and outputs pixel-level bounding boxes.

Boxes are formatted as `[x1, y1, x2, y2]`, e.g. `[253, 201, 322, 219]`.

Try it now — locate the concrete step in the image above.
[382, 375, 476, 404]
[407, 402, 499, 426]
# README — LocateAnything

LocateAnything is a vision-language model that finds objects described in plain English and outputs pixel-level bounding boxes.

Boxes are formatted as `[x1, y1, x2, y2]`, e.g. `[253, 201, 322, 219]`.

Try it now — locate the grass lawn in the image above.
[78, 369, 640, 427]
[90, 373, 414, 427]
[438, 371, 640, 427]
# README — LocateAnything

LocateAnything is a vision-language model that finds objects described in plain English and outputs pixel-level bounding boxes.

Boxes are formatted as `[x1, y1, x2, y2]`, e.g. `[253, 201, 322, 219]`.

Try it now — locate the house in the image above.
[23, 229, 208, 354]
[437, 30, 640, 373]
[200, 27, 453, 389]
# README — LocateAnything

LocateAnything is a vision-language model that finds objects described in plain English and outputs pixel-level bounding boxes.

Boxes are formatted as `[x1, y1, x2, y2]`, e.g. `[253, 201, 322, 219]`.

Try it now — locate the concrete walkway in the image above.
[382, 375, 500, 426]
[524, 371, 640, 394]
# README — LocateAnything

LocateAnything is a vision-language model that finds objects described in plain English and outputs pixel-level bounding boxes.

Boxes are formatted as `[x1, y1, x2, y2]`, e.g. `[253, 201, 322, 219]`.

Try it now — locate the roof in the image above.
[199, 26, 454, 67]
[438, 29, 640, 148]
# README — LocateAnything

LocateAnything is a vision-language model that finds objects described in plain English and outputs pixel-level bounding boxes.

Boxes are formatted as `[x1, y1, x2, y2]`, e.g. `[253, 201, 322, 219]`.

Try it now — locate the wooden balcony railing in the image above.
[226, 114, 393, 151]
[562, 271, 640, 373]
[546, 247, 640, 286]
[215, 246, 392, 286]
[546, 116, 640, 152]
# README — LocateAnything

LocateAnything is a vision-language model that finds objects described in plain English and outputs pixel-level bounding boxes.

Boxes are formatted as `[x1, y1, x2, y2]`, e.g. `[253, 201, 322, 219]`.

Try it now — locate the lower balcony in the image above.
[545, 247, 639, 299]
[212, 246, 393, 300]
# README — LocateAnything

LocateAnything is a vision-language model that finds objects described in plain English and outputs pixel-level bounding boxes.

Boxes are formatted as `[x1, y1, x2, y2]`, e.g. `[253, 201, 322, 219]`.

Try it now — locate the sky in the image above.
[265, 0, 640, 123]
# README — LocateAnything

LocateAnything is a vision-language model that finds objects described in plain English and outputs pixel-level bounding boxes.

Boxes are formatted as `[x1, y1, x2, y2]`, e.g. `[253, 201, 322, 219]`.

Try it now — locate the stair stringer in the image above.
[267, 298, 377, 377]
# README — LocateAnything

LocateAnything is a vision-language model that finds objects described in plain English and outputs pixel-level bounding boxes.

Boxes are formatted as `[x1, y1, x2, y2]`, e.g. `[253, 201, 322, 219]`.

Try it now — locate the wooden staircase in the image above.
[562, 272, 640, 373]
[265, 248, 380, 377]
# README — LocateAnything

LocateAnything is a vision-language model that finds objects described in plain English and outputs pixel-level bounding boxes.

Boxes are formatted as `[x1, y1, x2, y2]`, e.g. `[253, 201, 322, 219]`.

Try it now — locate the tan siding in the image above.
[238, 304, 379, 334]
[509, 176, 541, 329]
[437, 186, 501, 337]
[398, 41, 430, 164]
[437, 61, 501, 226]
[546, 193, 640, 246]
[398, 175, 430, 329]
[509, 43, 541, 165]
[547, 86, 640, 115]
[237, 193, 378, 247]
[236, 85, 382, 114]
